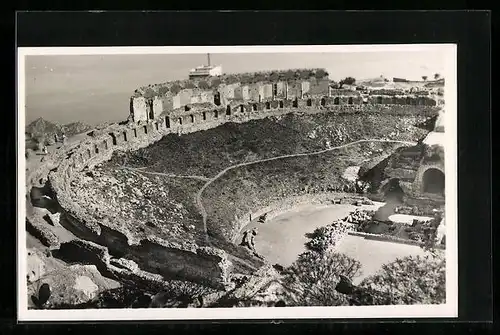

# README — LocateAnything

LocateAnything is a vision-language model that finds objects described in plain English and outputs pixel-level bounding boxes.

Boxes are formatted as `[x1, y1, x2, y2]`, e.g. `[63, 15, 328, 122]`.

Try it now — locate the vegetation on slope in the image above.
[70, 164, 205, 244]
[203, 141, 404, 240]
[110, 112, 430, 178]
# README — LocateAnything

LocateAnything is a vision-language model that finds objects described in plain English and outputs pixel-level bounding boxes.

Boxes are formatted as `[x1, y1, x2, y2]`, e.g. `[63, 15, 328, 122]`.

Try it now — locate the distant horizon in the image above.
[24, 51, 446, 126]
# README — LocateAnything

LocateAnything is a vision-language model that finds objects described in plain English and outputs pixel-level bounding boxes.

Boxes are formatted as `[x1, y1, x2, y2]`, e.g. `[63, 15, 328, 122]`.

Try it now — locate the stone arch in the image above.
[165, 116, 171, 128]
[422, 168, 445, 195]
[348, 97, 353, 105]
[148, 100, 154, 120]
[214, 92, 221, 106]
[320, 97, 326, 106]
[214, 110, 219, 118]
[377, 96, 383, 104]
[279, 100, 284, 108]
[306, 98, 312, 107]
[202, 111, 207, 121]
[381, 178, 405, 202]
[265, 101, 271, 109]
[292, 98, 298, 108]
[123, 131, 128, 141]
[226, 105, 231, 116]
[190, 114, 195, 123]
[334, 97, 340, 105]
[252, 103, 257, 111]
[109, 133, 117, 145]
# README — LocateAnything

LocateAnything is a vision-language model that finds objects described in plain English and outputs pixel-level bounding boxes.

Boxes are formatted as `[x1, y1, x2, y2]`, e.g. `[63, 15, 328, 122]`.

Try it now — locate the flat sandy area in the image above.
[243, 201, 425, 280]
[335, 234, 427, 284]
[245, 203, 356, 267]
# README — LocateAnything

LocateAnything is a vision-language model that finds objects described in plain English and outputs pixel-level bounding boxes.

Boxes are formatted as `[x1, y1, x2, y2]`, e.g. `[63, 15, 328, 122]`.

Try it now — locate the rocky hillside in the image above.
[27, 117, 93, 139]
[26, 118, 93, 149]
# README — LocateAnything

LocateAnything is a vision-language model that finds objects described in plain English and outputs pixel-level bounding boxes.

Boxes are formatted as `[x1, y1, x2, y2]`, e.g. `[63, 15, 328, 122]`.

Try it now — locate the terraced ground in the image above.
[106, 112, 431, 178]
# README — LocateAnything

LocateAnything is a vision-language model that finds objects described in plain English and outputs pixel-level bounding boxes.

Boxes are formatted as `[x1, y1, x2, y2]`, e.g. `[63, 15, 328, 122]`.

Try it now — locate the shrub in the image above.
[282, 250, 361, 306]
[170, 84, 182, 95]
[198, 80, 210, 90]
[158, 86, 169, 95]
[354, 253, 446, 305]
[315, 69, 327, 79]
[143, 88, 156, 99]
[184, 81, 196, 89]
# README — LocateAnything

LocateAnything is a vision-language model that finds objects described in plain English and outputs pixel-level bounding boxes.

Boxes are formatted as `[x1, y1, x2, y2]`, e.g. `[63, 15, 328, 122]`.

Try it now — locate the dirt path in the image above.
[194, 139, 416, 269]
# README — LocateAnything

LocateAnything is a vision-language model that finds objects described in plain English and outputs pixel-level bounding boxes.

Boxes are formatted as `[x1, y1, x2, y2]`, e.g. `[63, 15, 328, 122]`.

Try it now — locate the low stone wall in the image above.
[348, 230, 445, 250]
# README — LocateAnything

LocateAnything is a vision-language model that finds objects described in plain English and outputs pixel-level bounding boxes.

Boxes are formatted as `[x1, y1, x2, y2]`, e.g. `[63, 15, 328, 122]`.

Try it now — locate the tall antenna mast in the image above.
[207, 53, 211, 67]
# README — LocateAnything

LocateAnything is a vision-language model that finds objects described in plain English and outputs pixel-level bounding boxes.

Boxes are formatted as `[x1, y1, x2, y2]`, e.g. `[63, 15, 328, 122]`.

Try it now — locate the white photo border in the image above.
[17, 44, 458, 321]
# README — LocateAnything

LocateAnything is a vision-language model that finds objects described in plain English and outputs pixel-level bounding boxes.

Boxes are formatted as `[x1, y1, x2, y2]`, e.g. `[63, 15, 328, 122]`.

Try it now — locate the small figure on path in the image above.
[41, 146, 48, 154]
[249, 228, 258, 251]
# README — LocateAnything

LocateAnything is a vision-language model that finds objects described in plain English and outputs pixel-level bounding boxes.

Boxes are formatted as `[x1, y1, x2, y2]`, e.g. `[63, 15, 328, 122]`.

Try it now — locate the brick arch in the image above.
[422, 167, 445, 195]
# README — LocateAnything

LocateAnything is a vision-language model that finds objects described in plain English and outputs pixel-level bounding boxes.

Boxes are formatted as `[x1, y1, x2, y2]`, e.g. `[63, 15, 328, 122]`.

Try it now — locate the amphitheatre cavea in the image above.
[23, 53, 448, 313]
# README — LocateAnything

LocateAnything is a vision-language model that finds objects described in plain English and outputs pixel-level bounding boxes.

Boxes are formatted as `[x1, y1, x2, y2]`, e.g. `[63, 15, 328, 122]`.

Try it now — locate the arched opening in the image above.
[392, 96, 398, 104]
[103, 140, 108, 150]
[265, 102, 271, 109]
[252, 104, 257, 111]
[240, 105, 244, 113]
[214, 92, 221, 106]
[214, 110, 219, 118]
[272, 83, 278, 96]
[348, 97, 353, 105]
[87, 149, 91, 159]
[190, 114, 195, 123]
[143, 126, 148, 134]
[422, 168, 445, 195]
[109, 133, 117, 145]
[292, 98, 298, 108]
[94, 144, 99, 154]
[165, 116, 171, 128]
[202, 111, 207, 121]
[406, 97, 412, 105]
[155, 122, 159, 131]
[321, 98, 326, 106]
[123, 131, 128, 141]
[178, 117, 183, 125]
[133, 129, 137, 137]
[148, 101, 154, 120]
[279, 100, 284, 108]
[382, 178, 405, 203]
[377, 96, 383, 104]
[185, 105, 191, 112]
[306, 99, 312, 107]
[333, 97, 340, 105]
[226, 105, 231, 116]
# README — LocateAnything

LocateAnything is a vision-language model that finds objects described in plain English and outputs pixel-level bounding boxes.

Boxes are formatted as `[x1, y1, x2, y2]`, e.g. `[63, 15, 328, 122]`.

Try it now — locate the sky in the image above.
[23, 50, 446, 125]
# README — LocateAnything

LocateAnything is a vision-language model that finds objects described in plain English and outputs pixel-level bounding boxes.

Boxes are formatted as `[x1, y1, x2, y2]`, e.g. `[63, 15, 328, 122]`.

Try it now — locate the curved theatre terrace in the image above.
[26, 68, 444, 298]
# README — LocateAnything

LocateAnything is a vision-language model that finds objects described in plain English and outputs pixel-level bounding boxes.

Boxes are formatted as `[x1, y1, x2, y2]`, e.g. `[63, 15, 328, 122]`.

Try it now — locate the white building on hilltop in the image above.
[188, 53, 222, 79]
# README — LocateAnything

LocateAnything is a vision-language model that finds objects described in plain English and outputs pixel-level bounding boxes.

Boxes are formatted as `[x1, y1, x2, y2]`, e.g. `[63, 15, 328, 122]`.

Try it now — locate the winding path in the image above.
[193, 138, 416, 268]
[120, 166, 211, 182]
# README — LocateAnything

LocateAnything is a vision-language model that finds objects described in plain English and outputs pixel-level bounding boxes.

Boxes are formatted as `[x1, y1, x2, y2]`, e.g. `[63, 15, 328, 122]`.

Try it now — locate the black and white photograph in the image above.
[18, 45, 458, 321]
